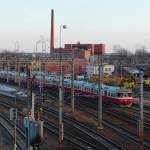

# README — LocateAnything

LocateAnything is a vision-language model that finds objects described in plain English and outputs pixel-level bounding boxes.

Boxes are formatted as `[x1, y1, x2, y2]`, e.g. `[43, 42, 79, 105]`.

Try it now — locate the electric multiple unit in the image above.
[0, 71, 134, 106]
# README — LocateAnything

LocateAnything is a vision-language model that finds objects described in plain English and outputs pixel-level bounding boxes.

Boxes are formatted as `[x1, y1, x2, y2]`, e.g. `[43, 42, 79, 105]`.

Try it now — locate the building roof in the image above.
[123, 67, 140, 74]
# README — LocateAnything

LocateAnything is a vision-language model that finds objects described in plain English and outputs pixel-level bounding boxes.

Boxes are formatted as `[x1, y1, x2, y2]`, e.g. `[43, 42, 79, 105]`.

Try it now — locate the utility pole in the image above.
[27, 65, 32, 110]
[18, 62, 21, 89]
[98, 56, 103, 129]
[14, 99, 17, 150]
[31, 93, 35, 120]
[39, 62, 42, 95]
[14, 115, 17, 150]
[26, 64, 35, 150]
[71, 49, 75, 113]
[7, 61, 10, 83]
[59, 54, 64, 149]
[15, 62, 17, 83]
[10, 108, 17, 150]
[139, 71, 144, 150]
[26, 64, 31, 150]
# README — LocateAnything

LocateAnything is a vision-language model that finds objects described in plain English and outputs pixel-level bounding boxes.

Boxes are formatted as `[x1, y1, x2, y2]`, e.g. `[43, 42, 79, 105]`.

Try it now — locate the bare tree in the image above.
[135, 46, 148, 64]
[113, 45, 126, 54]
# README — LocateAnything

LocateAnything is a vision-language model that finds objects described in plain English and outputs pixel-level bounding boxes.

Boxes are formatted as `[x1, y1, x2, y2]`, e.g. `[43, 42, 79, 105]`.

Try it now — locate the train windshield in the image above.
[117, 92, 132, 97]
[128, 93, 132, 97]
[117, 93, 123, 98]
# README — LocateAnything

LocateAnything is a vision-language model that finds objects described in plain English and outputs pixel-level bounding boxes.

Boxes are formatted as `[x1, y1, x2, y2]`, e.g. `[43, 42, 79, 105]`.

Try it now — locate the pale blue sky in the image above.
[0, 0, 149, 52]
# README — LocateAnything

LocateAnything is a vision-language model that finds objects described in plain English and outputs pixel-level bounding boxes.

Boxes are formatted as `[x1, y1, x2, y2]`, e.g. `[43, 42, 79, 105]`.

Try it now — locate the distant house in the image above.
[103, 65, 115, 75]
[137, 65, 150, 79]
[86, 63, 115, 79]
[119, 66, 150, 79]
[123, 67, 140, 76]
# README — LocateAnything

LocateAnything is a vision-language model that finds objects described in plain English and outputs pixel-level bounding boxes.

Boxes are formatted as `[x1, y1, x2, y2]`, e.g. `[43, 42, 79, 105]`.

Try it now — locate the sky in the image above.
[0, 0, 149, 53]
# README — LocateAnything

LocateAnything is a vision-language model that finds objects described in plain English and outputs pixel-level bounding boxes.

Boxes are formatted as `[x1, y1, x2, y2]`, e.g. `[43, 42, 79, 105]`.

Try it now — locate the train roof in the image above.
[0, 84, 17, 92]
[73, 79, 131, 93]
[0, 71, 131, 93]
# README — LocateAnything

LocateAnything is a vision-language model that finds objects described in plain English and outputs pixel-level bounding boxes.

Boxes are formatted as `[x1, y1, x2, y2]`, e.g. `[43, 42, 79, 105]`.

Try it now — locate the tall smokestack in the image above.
[50, 9, 54, 51]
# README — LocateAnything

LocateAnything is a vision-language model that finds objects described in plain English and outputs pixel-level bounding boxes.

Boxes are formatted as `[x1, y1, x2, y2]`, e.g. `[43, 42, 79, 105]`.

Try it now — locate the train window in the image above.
[117, 93, 123, 97]
[89, 88, 91, 92]
[78, 85, 80, 90]
[95, 89, 98, 94]
[107, 91, 109, 96]
[76, 85, 78, 89]
[108, 91, 111, 96]
[123, 93, 127, 97]
[104, 90, 107, 96]
[113, 93, 117, 97]
[109, 92, 112, 96]
[79, 85, 82, 90]
[128, 93, 132, 97]
[76, 84, 78, 88]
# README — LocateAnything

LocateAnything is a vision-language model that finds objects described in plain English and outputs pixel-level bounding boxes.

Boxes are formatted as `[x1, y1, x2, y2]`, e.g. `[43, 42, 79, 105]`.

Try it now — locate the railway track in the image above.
[75, 96, 150, 129]
[124, 106, 150, 121]
[0, 111, 26, 150]
[0, 99, 90, 150]
[3, 91, 150, 149]
[0, 95, 125, 150]
[0, 83, 150, 149]
[73, 104, 150, 149]
[44, 121, 103, 150]
[42, 106, 125, 150]
[75, 97, 150, 137]
[36, 93, 150, 149]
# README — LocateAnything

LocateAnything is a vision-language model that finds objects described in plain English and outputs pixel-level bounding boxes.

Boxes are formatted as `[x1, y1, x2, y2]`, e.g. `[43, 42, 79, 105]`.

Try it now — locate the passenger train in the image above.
[0, 71, 135, 106]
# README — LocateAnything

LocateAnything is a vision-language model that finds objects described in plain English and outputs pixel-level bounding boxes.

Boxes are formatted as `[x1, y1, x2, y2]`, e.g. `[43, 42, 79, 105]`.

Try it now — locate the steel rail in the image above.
[42, 106, 125, 150]
[0, 97, 101, 150]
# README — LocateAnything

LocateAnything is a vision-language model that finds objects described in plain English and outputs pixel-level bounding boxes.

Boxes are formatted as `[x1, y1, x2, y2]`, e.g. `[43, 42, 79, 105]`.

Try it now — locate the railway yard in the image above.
[0, 53, 150, 150]
[1, 1, 150, 149]
[0, 81, 150, 150]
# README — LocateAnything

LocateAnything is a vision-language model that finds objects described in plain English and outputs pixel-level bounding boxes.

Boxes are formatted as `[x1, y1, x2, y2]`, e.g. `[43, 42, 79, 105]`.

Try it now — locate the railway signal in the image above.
[10, 108, 17, 121]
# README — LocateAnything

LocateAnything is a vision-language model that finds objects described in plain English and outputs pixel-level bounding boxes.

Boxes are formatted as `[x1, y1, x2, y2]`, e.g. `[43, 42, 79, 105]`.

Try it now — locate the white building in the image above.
[103, 64, 115, 75]
[86, 63, 115, 79]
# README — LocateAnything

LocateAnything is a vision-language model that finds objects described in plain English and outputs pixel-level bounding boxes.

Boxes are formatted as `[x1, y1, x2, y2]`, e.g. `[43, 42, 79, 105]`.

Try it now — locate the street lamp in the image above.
[14, 41, 20, 52]
[60, 25, 67, 48]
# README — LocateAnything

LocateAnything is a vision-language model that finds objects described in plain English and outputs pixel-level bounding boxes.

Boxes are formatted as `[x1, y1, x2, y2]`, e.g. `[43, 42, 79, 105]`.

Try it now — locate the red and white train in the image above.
[0, 71, 135, 106]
